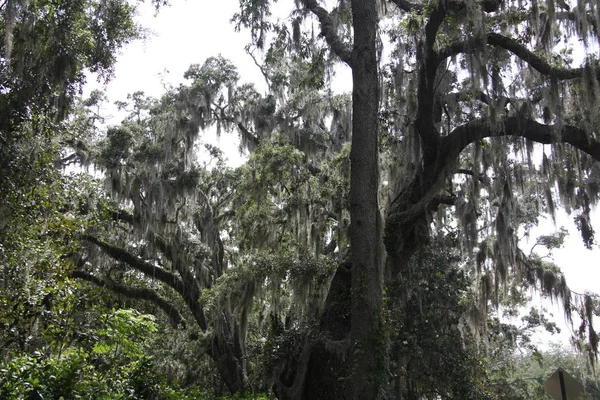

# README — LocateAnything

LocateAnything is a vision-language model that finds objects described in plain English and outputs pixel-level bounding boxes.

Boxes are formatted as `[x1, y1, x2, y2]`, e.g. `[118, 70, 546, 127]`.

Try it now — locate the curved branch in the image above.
[487, 33, 589, 79]
[388, 0, 501, 14]
[438, 32, 596, 81]
[437, 36, 484, 61]
[430, 194, 459, 210]
[302, 0, 353, 65]
[443, 116, 600, 161]
[82, 234, 208, 330]
[72, 270, 185, 329]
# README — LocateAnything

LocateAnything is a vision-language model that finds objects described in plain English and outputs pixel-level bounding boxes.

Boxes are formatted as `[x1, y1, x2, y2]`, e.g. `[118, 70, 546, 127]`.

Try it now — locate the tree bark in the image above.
[349, 0, 385, 398]
[272, 2, 384, 397]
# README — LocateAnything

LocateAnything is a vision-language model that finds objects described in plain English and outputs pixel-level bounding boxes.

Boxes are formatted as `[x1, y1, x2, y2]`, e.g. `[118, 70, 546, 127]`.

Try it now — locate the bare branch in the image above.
[72, 270, 185, 329]
[302, 0, 353, 65]
[444, 116, 600, 161]
[246, 45, 272, 90]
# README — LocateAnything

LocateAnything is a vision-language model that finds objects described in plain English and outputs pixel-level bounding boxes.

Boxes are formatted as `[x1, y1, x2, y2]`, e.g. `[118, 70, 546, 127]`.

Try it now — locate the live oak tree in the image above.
[8, 0, 600, 398]
[73, 0, 600, 398]
[0, 0, 179, 397]
[76, 55, 351, 394]
[232, 0, 600, 398]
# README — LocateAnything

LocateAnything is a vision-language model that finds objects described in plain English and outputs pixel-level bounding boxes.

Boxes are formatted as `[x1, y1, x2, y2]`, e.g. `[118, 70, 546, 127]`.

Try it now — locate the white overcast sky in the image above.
[86, 1, 262, 100]
[84, 0, 600, 347]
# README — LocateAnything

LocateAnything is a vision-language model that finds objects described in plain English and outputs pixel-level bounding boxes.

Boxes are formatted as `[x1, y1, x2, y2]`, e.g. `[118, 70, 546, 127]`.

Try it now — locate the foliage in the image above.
[0, 309, 202, 400]
[387, 235, 492, 399]
[6, 0, 600, 397]
[489, 343, 600, 399]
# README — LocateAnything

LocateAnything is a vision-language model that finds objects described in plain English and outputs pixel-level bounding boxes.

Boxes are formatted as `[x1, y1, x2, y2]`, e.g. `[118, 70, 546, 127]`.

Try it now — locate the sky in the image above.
[84, 0, 600, 349]
[84, 1, 266, 166]
[85, 1, 261, 100]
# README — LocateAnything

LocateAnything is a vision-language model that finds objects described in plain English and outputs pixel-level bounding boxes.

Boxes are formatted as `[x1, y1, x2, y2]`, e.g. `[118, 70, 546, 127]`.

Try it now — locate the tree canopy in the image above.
[3, 0, 600, 399]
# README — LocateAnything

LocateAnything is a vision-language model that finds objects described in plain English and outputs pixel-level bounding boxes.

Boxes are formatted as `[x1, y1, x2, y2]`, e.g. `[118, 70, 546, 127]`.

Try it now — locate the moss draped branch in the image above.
[443, 116, 600, 161]
[386, 117, 600, 261]
[150, 232, 206, 296]
[438, 32, 599, 81]
[388, 0, 501, 14]
[72, 270, 185, 329]
[302, 0, 353, 65]
[82, 234, 208, 330]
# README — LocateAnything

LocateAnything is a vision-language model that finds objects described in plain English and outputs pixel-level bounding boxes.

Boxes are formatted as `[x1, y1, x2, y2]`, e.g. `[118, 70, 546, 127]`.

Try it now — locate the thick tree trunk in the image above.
[273, 1, 405, 397]
[208, 333, 246, 394]
[272, 263, 352, 400]
[348, 0, 385, 398]
[273, 2, 384, 398]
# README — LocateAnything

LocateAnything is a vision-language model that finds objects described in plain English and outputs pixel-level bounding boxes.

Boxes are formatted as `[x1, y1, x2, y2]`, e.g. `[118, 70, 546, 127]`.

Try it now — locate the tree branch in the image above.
[388, 0, 423, 12]
[430, 194, 459, 210]
[445, 89, 511, 108]
[456, 168, 487, 183]
[150, 232, 205, 294]
[302, 0, 353, 66]
[82, 234, 208, 330]
[438, 32, 597, 81]
[444, 116, 600, 161]
[388, 0, 501, 14]
[487, 33, 590, 79]
[72, 270, 185, 329]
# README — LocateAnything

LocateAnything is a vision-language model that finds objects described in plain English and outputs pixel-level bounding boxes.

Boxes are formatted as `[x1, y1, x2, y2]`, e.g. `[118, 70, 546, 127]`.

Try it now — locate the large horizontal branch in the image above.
[72, 270, 185, 329]
[105, 211, 203, 300]
[82, 234, 208, 330]
[456, 168, 487, 183]
[388, 0, 501, 14]
[443, 116, 600, 161]
[302, 0, 353, 65]
[438, 32, 595, 81]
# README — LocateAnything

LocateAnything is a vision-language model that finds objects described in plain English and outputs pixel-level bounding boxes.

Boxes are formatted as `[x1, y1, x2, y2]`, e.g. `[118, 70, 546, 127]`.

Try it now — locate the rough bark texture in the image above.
[348, 0, 385, 399]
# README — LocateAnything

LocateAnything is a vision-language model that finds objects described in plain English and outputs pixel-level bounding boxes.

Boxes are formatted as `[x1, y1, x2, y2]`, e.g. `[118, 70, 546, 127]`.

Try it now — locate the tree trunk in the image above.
[273, 2, 384, 398]
[208, 333, 246, 394]
[348, 0, 385, 398]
